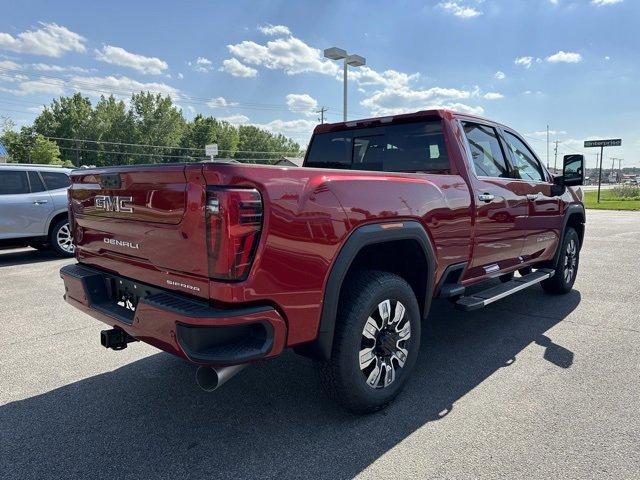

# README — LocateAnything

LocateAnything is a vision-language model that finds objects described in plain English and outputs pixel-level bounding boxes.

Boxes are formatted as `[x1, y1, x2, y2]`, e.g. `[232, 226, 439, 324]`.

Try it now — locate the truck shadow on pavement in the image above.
[2, 288, 580, 480]
[0, 248, 63, 267]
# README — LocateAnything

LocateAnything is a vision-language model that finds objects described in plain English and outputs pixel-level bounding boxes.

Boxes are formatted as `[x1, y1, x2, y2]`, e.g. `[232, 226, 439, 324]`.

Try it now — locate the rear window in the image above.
[305, 121, 450, 174]
[41, 171, 71, 190]
[0, 171, 29, 195]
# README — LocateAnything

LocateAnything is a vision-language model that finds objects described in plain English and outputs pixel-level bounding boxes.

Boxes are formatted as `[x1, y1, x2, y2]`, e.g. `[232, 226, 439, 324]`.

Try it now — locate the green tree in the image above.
[236, 125, 300, 161]
[180, 115, 239, 160]
[91, 95, 136, 166]
[33, 93, 94, 165]
[30, 135, 63, 164]
[129, 92, 185, 163]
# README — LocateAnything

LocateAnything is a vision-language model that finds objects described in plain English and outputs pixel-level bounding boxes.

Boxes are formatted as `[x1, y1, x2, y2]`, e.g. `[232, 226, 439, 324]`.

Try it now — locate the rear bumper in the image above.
[60, 264, 286, 365]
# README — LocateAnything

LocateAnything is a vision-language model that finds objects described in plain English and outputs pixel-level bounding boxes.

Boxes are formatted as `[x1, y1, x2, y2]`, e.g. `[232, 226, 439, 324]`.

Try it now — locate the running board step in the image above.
[455, 269, 554, 311]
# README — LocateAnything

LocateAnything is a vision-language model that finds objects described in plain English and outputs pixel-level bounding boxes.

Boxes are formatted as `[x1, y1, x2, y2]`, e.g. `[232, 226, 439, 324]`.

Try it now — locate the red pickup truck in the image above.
[60, 109, 585, 413]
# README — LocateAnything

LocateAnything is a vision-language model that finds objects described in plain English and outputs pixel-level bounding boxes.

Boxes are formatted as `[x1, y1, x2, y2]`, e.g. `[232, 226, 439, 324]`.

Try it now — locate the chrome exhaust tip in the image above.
[195, 364, 248, 392]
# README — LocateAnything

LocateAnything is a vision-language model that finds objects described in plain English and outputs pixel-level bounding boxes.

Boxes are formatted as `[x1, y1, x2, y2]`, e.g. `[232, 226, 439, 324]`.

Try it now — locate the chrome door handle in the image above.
[478, 193, 494, 202]
[526, 194, 539, 201]
[33, 200, 48, 205]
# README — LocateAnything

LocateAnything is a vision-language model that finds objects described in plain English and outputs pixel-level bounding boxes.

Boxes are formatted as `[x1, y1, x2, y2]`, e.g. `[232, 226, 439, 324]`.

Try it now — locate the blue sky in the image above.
[0, 0, 638, 166]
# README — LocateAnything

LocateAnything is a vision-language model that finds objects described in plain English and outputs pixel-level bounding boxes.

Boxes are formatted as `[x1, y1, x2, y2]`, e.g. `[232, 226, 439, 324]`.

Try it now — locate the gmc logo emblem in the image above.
[95, 195, 134, 213]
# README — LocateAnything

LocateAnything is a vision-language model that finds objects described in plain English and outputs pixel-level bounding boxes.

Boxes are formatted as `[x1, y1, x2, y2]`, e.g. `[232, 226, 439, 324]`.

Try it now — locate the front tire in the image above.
[317, 270, 421, 414]
[49, 218, 75, 257]
[541, 228, 580, 294]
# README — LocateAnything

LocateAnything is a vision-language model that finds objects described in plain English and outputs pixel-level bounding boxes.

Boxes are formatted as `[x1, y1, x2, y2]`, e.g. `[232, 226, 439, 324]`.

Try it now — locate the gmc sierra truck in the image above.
[60, 109, 585, 413]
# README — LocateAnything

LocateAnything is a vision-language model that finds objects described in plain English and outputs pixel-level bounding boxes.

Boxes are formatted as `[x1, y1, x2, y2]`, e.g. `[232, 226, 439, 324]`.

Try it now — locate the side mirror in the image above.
[562, 154, 585, 186]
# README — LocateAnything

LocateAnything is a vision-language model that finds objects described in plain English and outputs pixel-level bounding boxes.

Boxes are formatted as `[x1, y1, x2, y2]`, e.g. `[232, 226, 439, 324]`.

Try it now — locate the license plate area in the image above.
[94, 274, 165, 325]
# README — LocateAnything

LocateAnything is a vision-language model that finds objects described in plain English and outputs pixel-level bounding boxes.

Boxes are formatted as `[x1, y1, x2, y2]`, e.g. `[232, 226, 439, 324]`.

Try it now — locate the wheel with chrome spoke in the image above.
[359, 299, 411, 389]
[50, 218, 75, 257]
[541, 227, 580, 294]
[317, 270, 421, 413]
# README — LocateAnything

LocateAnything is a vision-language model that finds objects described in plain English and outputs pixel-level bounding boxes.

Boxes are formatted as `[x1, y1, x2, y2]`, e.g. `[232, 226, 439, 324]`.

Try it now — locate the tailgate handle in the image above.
[99, 174, 122, 189]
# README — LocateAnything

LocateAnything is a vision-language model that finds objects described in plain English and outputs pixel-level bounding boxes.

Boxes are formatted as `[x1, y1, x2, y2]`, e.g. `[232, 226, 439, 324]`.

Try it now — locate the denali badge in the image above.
[104, 238, 140, 250]
[166, 279, 201, 292]
[95, 195, 134, 213]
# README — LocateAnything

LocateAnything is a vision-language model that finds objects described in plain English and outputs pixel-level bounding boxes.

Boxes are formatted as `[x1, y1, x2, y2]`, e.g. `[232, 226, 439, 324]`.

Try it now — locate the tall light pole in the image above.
[324, 47, 366, 122]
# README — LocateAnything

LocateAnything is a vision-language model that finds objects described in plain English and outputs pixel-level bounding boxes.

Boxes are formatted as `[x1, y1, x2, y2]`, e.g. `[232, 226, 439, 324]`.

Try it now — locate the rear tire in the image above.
[541, 228, 580, 294]
[317, 270, 421, 414]
[49, 218, 75, 257]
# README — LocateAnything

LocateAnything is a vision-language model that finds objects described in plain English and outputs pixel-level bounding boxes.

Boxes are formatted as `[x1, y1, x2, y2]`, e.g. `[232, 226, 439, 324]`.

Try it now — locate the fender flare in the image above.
[299, 220, 436, 360]
[551, 204, 586, 266]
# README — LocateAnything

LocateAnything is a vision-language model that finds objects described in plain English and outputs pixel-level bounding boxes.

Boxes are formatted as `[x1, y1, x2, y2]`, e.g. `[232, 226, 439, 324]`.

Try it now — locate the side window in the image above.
[462, 122, 509, 178]
[305, 132, 352, 169]
[0, 171, 30, 195]
[503, 132, 545, 182]
[41, 171, 71, 190]
[28, 171, 46, 193]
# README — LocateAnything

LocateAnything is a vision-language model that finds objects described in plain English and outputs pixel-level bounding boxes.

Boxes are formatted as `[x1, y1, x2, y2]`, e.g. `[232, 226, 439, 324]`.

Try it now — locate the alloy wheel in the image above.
[564, 238, 577, 284]
[56, 223, 75, 254]
[359, 299, 411, 389]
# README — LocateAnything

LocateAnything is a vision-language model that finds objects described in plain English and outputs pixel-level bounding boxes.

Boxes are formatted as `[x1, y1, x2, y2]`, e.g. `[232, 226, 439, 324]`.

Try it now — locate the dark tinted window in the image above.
[462, 122, 509, 178]
[41, 171, 71, 190]
[305, 121, 451, 174]
[504, 132, 545, 182]
[0, 171, 29, 195]
[28, 171, 46, 192]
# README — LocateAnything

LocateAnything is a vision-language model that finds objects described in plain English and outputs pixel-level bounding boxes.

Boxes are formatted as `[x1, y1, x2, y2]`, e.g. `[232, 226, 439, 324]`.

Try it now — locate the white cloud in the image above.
[219, 58, 257, 77]
[0, 60, 21, 71]
[227, 37, 339, 75]
[348, 66, 420, 90]
[361, 86, 483, 116]
[95, 45, 168, 74]
[68, 75, 180, 99]
[483, 92, 504, 100]
[546, 51, 582, 63]
[526, 130, 567, 139]
[0, 22, 86, 57]
[604, 56, 610, 61]
[256, 118, 317, 134]
[218, 114, 250, 124]
[30, 63, 89, 73]
[189, 56, 213, 73]
[514, 56, 534, 68]
[258, 24, 291, 36]
[591, 0, 623, 5]
[206, 96, 239, 108]
[438, 2, 483, 18]
[286, 93, 317, 115]
[494, 70, 506, 80]
[0, 77, 65, 96]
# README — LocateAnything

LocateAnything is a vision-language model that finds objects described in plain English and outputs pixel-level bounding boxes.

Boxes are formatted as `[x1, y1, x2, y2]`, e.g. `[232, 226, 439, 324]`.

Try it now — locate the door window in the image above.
[0, 171, 29, 195]
[503, 132, 545, 182]
[41, 171, 71, 190]
[28, 171, 46, 192]
[462, 122, 509, 178]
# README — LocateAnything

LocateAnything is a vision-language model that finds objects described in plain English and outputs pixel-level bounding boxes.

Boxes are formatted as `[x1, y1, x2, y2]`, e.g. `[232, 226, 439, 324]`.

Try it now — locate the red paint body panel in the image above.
[64, 109, 584, 363]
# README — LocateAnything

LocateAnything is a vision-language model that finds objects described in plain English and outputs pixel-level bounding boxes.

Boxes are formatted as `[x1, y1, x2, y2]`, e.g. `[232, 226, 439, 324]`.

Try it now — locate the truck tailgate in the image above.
[69, 164, 211, 299]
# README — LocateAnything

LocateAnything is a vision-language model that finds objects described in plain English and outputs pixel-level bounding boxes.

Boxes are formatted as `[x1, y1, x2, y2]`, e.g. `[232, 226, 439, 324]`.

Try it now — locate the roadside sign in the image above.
[584, 139, 622, 148]
[583, 138, 623, 203]
[205, 144, 218, 158]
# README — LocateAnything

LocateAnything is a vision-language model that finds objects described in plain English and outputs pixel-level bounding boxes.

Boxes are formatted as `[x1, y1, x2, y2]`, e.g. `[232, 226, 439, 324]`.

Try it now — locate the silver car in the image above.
[0, 164, 74, 257]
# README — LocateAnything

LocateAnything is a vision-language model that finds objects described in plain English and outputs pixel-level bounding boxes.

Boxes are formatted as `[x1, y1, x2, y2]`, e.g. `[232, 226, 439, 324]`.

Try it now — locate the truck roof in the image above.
[313, 108, 504, 134]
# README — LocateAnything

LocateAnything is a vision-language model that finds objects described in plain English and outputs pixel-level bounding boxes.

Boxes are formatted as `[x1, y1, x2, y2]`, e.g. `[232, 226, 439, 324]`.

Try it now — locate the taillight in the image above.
[206, 188, 263, 281]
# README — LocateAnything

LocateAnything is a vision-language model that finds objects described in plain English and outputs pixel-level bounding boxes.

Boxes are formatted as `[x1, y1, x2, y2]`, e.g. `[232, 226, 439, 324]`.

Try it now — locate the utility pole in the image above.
[546, 125, 550, 169]
[316, 107, 327, 124]
[553, 140, 560, 173]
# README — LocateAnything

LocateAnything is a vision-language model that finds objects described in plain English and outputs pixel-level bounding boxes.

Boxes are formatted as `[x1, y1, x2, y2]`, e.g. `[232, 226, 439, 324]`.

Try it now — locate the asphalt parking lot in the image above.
[1, 209, 638, 480]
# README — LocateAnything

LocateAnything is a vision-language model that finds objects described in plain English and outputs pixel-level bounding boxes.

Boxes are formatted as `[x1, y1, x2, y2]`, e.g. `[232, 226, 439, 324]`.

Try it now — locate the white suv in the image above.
[0, 164, 74, 257]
